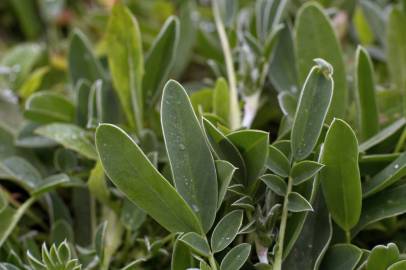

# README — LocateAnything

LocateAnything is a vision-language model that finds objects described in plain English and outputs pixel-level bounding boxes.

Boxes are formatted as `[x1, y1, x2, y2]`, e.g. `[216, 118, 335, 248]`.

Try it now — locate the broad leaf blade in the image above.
[211, 210, 243, 253]
[36, 123, 98, 160]
[291, 59, 333, 160]
[143, 16, 179, 106]
[220, 243, 251, 270]
[319, 119, 362, 231]
[161, 80, 218, 232]
[106, 3, 144, 132]
[295, 2, 347, 120]
[95, 124, 203, 234]
[355, 46, 379, 140]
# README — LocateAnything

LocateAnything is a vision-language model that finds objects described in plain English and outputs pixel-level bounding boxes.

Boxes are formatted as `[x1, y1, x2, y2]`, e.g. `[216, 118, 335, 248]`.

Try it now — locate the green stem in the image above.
[212, 0, 241, 129]
[209, 253, 218, 270]
[345, 230, 351, 243]
[274, 176, 293, 270]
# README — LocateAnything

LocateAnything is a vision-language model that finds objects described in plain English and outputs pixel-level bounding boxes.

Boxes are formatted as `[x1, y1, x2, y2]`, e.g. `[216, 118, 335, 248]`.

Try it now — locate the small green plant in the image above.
[27, 241, 81, 270]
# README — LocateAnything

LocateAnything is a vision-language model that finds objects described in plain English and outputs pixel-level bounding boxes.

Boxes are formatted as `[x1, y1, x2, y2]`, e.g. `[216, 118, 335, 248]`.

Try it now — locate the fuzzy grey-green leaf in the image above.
[161, 80, 218, 233]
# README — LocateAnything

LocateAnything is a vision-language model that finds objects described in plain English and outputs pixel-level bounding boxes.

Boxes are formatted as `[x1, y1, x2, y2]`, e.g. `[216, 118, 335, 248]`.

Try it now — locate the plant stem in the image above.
[345, 230, 351, 243]
[212, 0, 241, 129]
[209, 253, 218, 270]
[274, 176, 293, 270]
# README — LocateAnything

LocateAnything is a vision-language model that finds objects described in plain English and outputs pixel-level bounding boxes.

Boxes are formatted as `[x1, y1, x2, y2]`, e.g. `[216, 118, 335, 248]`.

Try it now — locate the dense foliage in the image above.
[0, 0, 405, 269]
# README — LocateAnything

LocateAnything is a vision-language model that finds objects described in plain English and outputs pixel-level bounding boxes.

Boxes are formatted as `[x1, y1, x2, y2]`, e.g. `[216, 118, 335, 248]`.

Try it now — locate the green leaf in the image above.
[227, 130, 269, 186]
[266, 145, 290, 177]
[278, 92, 297, 118]
[96, 124, 203, 234]
[143, 16, 179, 106]
[0, 43, 43, 89]
[213, 78, 231, 126]
[360, 0, 386, 45]
[211, 210, 243, 253]
[31, 174, 70, 197]
[362, 152, 406, 197]
[161, 80, 217, 232]
[171, 239, 193, 270]
[353, 184, 406, 236]
[366, 243, 400, 270]
[269, 26, 299, 93]
[260, 174, 287, 196]
[75, 80, 91, 128]
[36, 123, 98, 160]
[355, 46, 379, 140]
[359, 118, 406, 152]
[95, 221, 107, 262]
[291, 161, 324, 185]
[203, 118, 247, 184]
[19, 66, 49, 98]
[0, 156, 41, 190]
[0, 197, 36, 247]
[24, 92, 75, 124]
[291, 59, 333, 161]
[106, 3, 144, 132]
[215, 160, 236, 209]
[388, 260, 406, 270]
[295, 2, 347, 120]
[220, 243, 251, 270]
[68, 29, 105, 85]
[320, 244, 362, 270]
[283, 190, 332, 269]
[180, 232, 210, 257]
[387, 6, 406, 116]
[319, 119, 362, 231]
[287, 192, 313, 212]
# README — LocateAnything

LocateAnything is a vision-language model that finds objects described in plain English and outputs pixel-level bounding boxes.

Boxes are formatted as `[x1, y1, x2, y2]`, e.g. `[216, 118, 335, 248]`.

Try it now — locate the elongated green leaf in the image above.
[291, 59, 333, 160]
[211, 210, 243, 253]
[143, 16, 179, 106]
[31, 174, 70, 197]
[360, 0, 386, 45]
[359, 118, 406, 152]
[387, 6, 406, 116]
[362, 152, 406, 197]
[68, 30, 105, 84]
[320, 244, 362, 270]
[36, 123, 97, 160]
[355, 46, 379, 140]
[24, 92, 75, 124]
[269, 26, 299, 93]
[291, 161, 324, 185]
[180, 232, 210, 257]
[106, 3, 144, 132]
[353, 184, 406, 235]
[283, 190, 332, 270]
[366, 243, 400, 270]
[227, 130, 269, 186]
[267, 145, 290, 177]
[203, 118, 246, 184]
[320, 119, 362, 231]
[0, 156, 41, 190]
[95, 124, 203, 234]
[0, 197, 36, 247]
[161, 80, 217, 232]
[213, 78, 231, 126]
[220, 243, 251, 270]
[171, 240, 193, 270]
[216, 160, 236, 209]
[261, 174, 287, 196]
[295, 2, 347, 120]
[288, 192, 313, 213]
